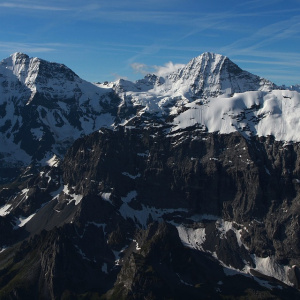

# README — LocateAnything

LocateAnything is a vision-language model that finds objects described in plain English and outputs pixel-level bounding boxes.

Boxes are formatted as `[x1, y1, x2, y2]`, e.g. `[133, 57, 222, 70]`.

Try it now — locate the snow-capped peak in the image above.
[0, 52, 87, 105]
[186, 52, 227, 71]
[10, 52, 30, 62]
[165, 52, 276, 99]
[0, 51, 298, 179]
[0, 52, 36, 85]
[110, 52, 277, 118]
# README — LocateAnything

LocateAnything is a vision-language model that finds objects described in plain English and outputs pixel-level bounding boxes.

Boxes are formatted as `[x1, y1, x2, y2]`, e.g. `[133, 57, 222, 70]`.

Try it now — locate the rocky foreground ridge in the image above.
[0, 52, 300, 299]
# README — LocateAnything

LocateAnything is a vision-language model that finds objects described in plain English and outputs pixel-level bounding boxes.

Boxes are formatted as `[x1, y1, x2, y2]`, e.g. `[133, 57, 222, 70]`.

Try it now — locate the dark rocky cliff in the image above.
[1, 126, 300, 299]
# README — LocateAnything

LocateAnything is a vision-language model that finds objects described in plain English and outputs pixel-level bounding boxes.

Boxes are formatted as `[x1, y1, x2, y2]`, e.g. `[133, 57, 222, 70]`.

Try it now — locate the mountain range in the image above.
[1, 52, 300, 299]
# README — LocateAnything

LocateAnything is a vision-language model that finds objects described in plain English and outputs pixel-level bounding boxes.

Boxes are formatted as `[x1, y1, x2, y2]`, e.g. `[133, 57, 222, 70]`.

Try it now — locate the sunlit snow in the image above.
[171, 90, 300, 142]
[14, 213, 36, 228]
[0, 204, 12, 216]
[63, 185, 83, 205]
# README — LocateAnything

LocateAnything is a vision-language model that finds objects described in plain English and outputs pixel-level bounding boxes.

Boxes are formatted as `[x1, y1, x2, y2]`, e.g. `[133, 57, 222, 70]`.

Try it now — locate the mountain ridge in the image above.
[0, 51, 297, 183]
[1, 51, 300, 299]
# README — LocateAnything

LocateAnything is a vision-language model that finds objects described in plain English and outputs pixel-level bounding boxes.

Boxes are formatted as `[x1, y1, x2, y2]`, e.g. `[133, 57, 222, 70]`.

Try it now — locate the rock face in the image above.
[0, 52, 300, 299]
[1, 127, 300, 299]
[0, 53, 121, 180]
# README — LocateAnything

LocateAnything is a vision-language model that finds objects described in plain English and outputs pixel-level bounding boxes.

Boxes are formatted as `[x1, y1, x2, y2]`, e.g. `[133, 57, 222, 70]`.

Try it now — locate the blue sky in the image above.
[0, 0, 299, 86]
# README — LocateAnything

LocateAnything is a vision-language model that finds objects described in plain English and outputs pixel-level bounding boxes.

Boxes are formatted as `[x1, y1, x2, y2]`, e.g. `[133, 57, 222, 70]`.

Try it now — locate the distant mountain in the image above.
[0, 51, 289, 181]
[289, 84, 300, 93]
[1, 52, 300, 299]
[116, 52, 276, 97]
[0, 52, 121, 181]
[160, 52, 276, 98]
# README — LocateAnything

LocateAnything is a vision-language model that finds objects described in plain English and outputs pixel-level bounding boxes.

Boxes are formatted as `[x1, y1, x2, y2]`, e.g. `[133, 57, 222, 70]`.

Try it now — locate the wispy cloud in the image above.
[77, 10, 199, 26]
[0, 2, 70, 11]
[131, 63, 149, 75]
[101, 42, 211, 55]
[224, 47, 300, 65]
[154, 62, 185, 77]
[248, 16, 300, 49]
[236, 0, 282, 10]
[0, 41, 79, 54]
[130, 61, 185, 77]
[234, 59, 300, 67]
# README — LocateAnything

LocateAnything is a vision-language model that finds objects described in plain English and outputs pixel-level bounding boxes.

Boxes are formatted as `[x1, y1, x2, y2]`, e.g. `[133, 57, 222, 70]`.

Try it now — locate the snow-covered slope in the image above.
[112, 53, 300, 142]
[0, 53, 119, 171]
[170, 89, 300, 142]
[166, 52, 275, 97]
[113, 52, 276, 116]
[0, 51, 299, 182]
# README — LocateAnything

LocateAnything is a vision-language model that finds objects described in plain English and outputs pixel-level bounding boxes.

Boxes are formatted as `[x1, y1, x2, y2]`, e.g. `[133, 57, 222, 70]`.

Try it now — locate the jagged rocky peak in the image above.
[167, 52, 276, 98]
[0, 52, 32, 84]
[1, 52, 37, 71]
[0, 52, 31, 67]
[10, 52, 30, 64]
[183, 52, 228, 75]
[136, 73, 165, 86]
[0, 53, 118, 179]
[0, 52, 79, 89]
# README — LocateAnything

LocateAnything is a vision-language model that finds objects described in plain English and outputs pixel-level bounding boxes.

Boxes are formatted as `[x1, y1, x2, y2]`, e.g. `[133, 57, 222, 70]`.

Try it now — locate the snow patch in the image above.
[0, 246, 8, 254]
[177, 226, 206, 250]
[112, 245, 128, 265]
[63, 185, 83, 205]
[15, 188, 30, 207]
[0, 204, 12, 216]
[253, 255, 292, 286]
[133, 239, 141, 251]
[214, 237, 292, 287]
[46, 154, 60, 167]
[14, 213, 36, 229]
[101, 192, 112, 204]
[216, 220, 247, 249]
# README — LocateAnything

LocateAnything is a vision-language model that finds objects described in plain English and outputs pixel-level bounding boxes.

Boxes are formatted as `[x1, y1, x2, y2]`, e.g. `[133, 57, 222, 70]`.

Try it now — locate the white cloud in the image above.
[0, 41, 85, 57]
[154, 61, 185, 77]
[131, 61, 185, 77]
[0, 2, 69, 11]
[0, 42, 55, 53]
[130, 63, 149, 75]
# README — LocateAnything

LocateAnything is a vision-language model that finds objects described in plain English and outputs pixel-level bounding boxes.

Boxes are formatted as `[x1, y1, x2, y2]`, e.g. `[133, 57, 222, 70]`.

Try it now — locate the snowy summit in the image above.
[0, 51, 300, 171]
